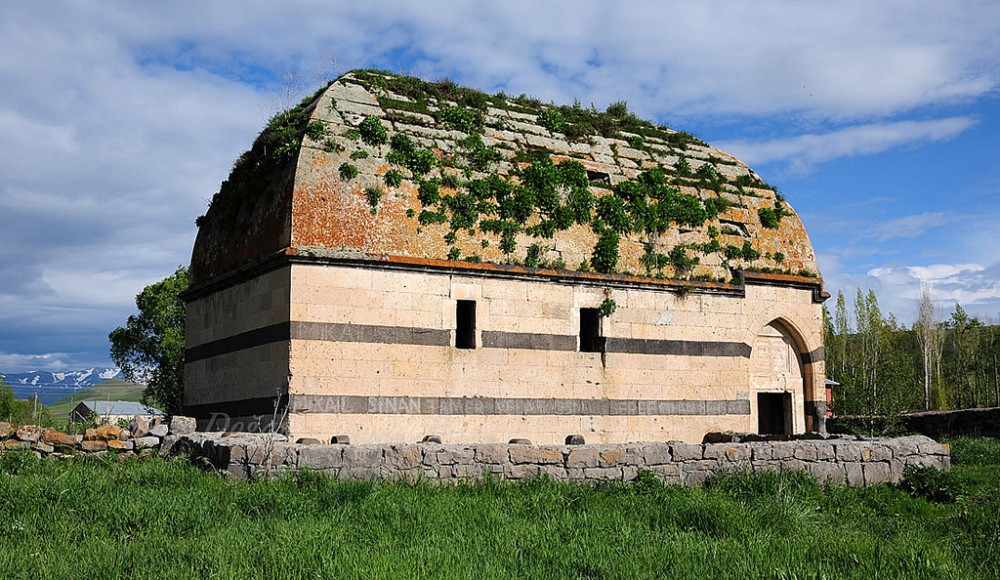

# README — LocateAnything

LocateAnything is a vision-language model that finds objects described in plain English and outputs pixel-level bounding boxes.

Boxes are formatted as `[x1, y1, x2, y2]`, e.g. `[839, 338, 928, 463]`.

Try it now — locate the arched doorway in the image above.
[750, 321, 806, 435]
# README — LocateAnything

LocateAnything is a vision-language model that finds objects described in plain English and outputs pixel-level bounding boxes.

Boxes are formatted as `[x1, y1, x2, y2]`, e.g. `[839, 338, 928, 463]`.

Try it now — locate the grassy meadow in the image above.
[0, 438, 998, 579]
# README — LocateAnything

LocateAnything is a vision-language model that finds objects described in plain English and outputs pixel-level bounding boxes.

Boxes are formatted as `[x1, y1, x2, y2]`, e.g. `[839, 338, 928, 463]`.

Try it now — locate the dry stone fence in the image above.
[0, 416, 195, 460]
[172, 431, 950, 486]
[1, 417, 951, 486]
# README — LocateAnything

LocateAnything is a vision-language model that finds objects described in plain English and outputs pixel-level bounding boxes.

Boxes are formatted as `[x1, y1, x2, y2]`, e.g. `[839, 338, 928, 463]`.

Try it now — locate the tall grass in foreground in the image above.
[0, 438, 997, 579]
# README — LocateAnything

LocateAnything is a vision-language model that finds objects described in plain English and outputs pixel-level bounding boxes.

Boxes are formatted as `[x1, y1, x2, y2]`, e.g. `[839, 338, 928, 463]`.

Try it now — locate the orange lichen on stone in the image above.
[190, 70, 821, 290]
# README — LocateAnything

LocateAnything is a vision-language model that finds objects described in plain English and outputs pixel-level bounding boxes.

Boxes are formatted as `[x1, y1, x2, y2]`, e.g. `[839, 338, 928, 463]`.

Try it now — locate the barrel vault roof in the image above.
[190, 70, 819, 290]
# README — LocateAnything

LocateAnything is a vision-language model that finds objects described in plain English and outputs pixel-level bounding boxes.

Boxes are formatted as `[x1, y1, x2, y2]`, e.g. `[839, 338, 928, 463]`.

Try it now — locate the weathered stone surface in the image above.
[384, 444, 422, 470]
[566, 447, 600, 468]
[147, 424, 169, 438]
[474, 444, 508, 464]
[505, 463, 540, 479]
[31, 442, 54, 453]
[159, 434, 180, 456]
[107, 440, 132, 451]
[96, 425, 125, 441]
[807, 462, 845, 485]
[835, 443, 862, 462]
[3, 439, 30, 450]
[343, 445, 382, 466]
[80, 440, 107, 452]
[863, 462, 891, 484]
[510, 446, 562, 465]
[133, 436, 160, 448]
[704, 444, 750, 462]
[814, 443, 836, 461]
[793, 443, 818, 461]
[129, 417, 151, 438]
[299, 445, 344, 470]
[671, 443, 703, 461]
[845, 463, 864, 486]
[15, 425, 41, 443]
[599, 448, 627, 467]
[0, 422, 14, 438]
[157, 433, 950, 486]
[41, 428, 76, 447]
[169, 416, 197, 436]
[642, 444, 672, 465]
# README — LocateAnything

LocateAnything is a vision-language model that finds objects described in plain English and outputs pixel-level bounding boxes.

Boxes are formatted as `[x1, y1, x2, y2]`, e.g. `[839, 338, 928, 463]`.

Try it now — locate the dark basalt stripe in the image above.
[187, 322, 751, 362]
[185, 323, 291, 363]
[290, 321, 451, 347]
[605, 337, 752, 358]
[184, 394, 286, 420]
[481, 331, 578, 351]
[287, 394, 751, 416]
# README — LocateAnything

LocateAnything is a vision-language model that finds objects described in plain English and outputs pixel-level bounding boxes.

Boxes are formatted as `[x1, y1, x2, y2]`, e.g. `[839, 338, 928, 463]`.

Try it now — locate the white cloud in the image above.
[1, 1, 999, 367]
[823, 262, 1000, 325]
[718, 118, 977, 173]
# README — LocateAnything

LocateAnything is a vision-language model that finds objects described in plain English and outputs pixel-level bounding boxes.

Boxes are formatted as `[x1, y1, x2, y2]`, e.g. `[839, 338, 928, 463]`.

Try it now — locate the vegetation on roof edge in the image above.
[196, 69, 813, 283]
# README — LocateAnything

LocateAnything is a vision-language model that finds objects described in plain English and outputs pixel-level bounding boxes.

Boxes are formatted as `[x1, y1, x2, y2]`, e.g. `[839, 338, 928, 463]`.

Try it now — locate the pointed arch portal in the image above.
[750, 321, 807, 435]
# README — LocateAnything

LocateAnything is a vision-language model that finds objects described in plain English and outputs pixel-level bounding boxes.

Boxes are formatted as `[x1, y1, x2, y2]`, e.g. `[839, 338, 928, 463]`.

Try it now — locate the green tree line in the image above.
[824, 286, 1000, 435]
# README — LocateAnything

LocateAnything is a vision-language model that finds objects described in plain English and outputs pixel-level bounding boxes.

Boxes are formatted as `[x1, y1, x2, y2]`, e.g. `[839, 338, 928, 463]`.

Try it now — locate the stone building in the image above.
[183, 70, 828, 444]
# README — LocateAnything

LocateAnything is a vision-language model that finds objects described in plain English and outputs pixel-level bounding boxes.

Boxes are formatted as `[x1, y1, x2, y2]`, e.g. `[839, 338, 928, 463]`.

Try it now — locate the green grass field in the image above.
[0, 437, 998, 579]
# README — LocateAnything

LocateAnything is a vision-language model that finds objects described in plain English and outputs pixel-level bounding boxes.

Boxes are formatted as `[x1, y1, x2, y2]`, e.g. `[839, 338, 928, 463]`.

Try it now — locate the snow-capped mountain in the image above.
[2, 368, 123, 389]
[2, 368, 128, 405]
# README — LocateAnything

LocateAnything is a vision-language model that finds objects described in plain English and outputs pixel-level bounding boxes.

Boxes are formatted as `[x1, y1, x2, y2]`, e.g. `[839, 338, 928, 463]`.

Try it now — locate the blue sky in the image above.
[1, 1, 998, 373]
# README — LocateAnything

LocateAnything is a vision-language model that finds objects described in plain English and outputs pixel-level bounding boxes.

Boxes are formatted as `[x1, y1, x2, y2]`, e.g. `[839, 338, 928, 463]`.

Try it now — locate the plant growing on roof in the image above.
[387, 133, 437, 176]
[338, 163, 359, 181]
[537, 109, 566, 134]
[383, 169, 403, 188]
[358, 116, 388, 147]
[741, 241, 760, 261]
[599, 293, 617, 317]
[364, 185, 383, 213]
[668, 245, 700, 273]
[591, 226, 620, 273]
[441, 106, 481, 134]
[305, 121, 328, 141]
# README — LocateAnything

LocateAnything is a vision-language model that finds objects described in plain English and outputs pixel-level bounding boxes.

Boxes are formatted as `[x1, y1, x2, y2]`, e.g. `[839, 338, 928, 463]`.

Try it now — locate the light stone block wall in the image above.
[286, 263, 824, 444]
[185, 267, 291, 408]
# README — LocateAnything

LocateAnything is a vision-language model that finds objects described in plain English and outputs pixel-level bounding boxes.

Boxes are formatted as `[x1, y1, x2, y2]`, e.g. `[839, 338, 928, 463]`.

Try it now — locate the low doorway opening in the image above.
[757, 392, 791, 435]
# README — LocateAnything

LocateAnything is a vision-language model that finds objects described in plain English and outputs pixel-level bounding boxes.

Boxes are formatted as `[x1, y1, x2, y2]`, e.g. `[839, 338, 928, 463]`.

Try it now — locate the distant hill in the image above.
[47, 379, 147, 416]
[2, 368, 126, 405]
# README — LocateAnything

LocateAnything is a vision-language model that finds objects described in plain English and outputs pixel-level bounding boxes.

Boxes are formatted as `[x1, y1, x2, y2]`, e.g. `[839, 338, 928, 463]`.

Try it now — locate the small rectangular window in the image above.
[579, 308, 603, 352]
[456, 300, 476, 349]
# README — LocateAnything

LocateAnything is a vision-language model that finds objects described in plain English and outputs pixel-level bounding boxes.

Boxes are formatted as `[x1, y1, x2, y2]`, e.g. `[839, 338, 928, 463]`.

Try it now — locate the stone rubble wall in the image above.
[173, 432, 950, 486]
[901, 407, 1000, 439]
[0, 416, 196, 460]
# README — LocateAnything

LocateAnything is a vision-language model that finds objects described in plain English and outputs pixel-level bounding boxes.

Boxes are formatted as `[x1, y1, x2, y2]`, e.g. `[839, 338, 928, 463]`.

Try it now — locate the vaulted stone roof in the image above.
[191, 70, 819, 289]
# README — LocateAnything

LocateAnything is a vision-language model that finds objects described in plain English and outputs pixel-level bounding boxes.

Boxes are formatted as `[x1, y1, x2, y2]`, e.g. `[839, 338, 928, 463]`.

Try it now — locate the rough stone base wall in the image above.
[901, 407, 1000, 439]
[173, 433, 950, 486]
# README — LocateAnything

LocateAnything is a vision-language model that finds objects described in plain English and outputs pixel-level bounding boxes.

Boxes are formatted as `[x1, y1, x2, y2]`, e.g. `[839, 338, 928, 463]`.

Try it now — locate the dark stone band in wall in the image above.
[186, 323, 291, 363]
[481, 331, 578, 351]
[188, 321, 755, 362]
[605, 337, 752, 358]
[290, 321, 451, 347]
[184, 395, 287, 420]
[287, 394, 751, 417]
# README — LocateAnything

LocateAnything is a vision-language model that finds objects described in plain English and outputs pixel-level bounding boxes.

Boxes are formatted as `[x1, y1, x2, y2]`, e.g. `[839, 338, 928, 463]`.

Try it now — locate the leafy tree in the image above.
[109, 267, 188, 415]
[0, 374, 15, 421]
[0, 374, 52, 426]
